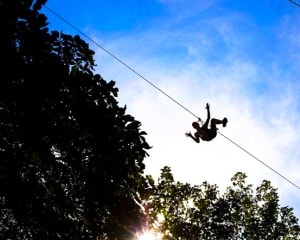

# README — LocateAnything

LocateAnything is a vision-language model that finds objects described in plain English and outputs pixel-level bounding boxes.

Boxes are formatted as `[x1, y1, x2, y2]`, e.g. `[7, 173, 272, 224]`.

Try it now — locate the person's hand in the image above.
[185, 132, 192, 137]
[206, 103, 210, 109]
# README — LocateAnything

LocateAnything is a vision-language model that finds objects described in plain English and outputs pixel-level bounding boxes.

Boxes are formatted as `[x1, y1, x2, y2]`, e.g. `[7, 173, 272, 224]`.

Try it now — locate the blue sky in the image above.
[42, 0, 300, 219]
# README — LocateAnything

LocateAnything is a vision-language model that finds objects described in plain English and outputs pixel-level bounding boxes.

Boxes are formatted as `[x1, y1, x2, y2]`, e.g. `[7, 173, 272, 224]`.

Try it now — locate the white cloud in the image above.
[89, 2, 300, 219]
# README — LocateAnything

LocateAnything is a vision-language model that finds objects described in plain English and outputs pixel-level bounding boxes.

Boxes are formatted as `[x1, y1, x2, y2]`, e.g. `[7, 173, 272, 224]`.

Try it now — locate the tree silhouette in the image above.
[0, 0, 150, 239]
[144, 167, 300, 239]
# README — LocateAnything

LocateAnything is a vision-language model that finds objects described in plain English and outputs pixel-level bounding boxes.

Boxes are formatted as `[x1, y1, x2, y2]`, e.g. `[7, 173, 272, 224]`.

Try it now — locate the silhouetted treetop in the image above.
[142, 168, 300, 239]
[1, 0, 150, 239]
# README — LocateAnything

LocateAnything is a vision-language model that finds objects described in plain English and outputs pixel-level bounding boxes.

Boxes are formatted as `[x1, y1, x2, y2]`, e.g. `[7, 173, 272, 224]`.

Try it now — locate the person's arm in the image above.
[203, 103, 210, 127]
[185, 132, 200, 143]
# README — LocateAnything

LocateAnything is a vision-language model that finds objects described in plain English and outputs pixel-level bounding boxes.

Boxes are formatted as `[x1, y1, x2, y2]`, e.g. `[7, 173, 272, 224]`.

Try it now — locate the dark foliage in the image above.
[0, 0, 151, 239]
[143, 167, 300, 239]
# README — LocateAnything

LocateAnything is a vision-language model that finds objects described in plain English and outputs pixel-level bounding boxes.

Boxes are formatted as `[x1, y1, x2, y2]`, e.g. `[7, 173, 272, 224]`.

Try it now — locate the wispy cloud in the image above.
[87, 1, 300, 218]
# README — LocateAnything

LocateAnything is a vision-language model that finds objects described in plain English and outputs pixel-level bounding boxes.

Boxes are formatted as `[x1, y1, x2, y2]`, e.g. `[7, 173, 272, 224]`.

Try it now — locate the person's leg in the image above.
[222, 117, 228, 127]
[210, 118, 225, 131]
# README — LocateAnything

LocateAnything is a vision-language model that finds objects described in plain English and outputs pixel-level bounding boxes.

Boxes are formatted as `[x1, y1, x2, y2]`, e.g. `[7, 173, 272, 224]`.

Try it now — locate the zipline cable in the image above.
[218, 131, 300, 190]
[44, 5, 198, 120]
[44, 5, 300, 191]
[288, 0, 300, 7]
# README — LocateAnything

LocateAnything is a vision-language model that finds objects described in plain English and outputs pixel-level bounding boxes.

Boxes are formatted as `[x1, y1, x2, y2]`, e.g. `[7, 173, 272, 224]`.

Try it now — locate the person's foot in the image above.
[222, 118, 228, 127]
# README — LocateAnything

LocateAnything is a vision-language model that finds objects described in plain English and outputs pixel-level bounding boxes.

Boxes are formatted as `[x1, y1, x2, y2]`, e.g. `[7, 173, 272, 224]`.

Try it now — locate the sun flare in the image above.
[136, 231, 160, 240]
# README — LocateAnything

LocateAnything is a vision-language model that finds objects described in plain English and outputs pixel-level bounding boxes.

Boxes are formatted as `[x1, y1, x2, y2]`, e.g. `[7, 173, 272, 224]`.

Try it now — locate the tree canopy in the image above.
[0, 0, 150, 239]
[143, 167, 300, 239]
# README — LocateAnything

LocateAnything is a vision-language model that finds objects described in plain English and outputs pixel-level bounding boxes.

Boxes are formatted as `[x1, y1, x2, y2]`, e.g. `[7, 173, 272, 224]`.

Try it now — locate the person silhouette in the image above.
[185, 103, 227, 143]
